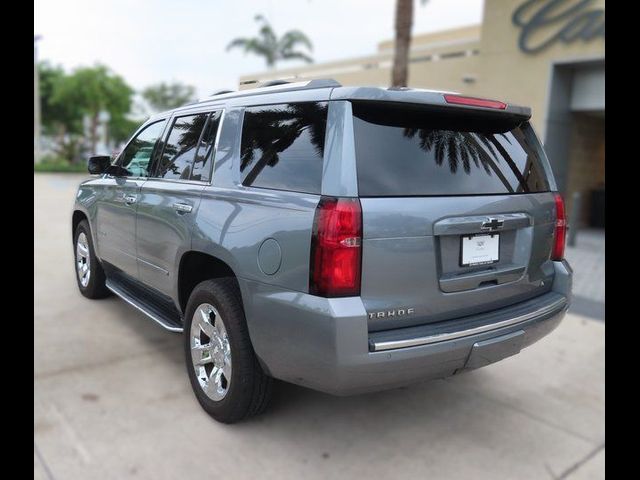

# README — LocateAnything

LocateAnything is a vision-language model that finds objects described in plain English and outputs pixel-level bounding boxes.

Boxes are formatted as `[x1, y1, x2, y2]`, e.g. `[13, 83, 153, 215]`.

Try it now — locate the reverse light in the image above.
[310, 197, 362, 297]
[552, 193, 567, 261]
[443, 94, 507, 110]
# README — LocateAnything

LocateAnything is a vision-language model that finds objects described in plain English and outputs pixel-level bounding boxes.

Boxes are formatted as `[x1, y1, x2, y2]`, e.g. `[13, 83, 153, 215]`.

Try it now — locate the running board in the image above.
[106, 277, 183, 333]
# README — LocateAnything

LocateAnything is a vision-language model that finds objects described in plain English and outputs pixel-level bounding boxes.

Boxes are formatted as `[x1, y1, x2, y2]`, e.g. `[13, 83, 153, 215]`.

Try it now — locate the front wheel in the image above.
[73, 220, 110, 299]
[184, 278, 273, 423]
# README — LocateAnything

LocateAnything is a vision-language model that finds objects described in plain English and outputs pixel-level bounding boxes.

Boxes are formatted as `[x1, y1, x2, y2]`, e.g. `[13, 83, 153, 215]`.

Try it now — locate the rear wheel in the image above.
[73, 220, 110, 299]
[184, 278, 272, 423]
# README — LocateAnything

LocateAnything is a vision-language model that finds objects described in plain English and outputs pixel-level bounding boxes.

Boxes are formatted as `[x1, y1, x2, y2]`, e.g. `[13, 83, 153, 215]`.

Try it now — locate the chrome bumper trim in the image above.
[370, 297, 567, 352]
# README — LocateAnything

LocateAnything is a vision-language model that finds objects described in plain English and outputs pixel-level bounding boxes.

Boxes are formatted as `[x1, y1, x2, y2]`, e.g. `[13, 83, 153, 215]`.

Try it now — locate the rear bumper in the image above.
[240, 260, 572, 395]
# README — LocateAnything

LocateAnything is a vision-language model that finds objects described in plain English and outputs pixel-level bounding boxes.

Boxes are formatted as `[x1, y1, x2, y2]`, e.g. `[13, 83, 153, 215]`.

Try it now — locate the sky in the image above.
[34, 0, 484, 99]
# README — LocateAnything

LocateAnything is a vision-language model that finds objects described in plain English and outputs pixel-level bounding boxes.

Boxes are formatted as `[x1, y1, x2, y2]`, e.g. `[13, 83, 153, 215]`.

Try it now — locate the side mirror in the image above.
[87, 155, 111, 174]
[104, 164, 130, 177]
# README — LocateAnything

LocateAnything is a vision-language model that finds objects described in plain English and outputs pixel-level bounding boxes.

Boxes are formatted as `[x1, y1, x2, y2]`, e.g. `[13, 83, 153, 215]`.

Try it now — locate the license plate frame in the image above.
[460, 233, 500, 267]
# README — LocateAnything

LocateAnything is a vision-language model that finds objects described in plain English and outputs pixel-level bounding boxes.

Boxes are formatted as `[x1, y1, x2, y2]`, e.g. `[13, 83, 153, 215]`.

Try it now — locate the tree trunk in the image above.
[56, 124, 66, 147]
[391, 0, 414, 87]
[90, 112, 99, 155]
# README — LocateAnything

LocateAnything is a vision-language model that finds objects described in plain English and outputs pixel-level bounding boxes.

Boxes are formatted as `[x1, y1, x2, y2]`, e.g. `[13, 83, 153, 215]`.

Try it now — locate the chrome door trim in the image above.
[137, 257, 170, 275]
[173, 202, 193, 213]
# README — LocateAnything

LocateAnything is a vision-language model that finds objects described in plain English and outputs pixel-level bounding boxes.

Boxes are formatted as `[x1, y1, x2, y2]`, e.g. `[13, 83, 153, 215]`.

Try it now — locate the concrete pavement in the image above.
[564, 230, 605, 321]
[34, 173, 604, 480]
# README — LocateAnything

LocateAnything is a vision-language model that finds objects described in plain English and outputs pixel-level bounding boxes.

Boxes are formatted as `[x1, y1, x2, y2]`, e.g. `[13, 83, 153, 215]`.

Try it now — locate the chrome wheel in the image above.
[190, 303, 232, 401]
[76, 232, 91, 288]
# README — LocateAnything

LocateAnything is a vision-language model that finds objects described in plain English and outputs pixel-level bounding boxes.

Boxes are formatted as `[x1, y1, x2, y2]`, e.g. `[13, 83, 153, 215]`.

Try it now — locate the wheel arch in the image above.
[72, 210, 88, 241]
[177, 250, 243, 315]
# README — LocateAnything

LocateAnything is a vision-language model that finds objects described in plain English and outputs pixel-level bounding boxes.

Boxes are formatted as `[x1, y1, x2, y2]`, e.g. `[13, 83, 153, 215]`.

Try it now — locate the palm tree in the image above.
[392, 0, 429, 87]
[226, 15, 313, 69]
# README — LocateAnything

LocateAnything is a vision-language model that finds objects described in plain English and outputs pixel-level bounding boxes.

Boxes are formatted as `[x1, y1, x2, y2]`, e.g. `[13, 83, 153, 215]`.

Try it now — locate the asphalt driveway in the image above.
[34, 173, 604, 480]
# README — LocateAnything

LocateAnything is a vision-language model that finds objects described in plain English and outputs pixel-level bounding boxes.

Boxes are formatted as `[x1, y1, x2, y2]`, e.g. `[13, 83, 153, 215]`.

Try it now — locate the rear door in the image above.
[95, 119, 167, 277]
[352, 101, 558, 332]
[136, 111, 222, 298]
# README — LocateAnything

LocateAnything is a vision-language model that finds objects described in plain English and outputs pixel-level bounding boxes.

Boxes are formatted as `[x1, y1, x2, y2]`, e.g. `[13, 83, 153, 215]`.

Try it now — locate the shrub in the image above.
[34, 155, 87, 173]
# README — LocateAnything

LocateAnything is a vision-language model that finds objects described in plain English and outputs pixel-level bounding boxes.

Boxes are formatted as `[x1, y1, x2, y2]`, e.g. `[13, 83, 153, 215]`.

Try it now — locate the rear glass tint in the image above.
[191, 111, 222, 182]
[240, 102, 328, 194]
[352, 102, 550, 196]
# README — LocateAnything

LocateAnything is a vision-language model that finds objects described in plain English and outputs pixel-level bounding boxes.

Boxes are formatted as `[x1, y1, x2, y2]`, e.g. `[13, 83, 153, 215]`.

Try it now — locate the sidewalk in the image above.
[564, 229, 605, 321]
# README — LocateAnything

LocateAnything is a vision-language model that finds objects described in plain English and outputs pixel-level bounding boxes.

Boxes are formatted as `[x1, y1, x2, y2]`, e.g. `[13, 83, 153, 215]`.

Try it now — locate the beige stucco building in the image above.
[239, 0, 605, 227]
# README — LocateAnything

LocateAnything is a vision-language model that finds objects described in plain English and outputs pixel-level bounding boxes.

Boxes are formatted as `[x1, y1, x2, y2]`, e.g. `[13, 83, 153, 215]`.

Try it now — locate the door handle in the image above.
[173, 202, 193, 214]
[123, 194, 137, 205]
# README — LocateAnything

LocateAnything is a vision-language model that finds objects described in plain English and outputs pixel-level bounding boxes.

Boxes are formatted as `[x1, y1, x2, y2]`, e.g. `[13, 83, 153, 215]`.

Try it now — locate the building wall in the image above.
[377, 24, 482, 53]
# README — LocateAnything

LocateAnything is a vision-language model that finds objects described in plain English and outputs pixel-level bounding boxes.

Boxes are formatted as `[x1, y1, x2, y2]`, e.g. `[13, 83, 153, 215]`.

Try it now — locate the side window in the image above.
[155, 114, 208, 180]
[191, 111, 222, 182]
[240, 102, 328, 194]
[118, 120, 167, 177]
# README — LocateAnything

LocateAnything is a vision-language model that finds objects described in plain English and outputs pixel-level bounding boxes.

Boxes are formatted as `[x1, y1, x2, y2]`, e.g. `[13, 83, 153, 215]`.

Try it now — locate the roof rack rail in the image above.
[260, 79, 292, 87]
[259, 78, 341, 90]
[210, 89, 235, 96]
[188, 79, 342, 106]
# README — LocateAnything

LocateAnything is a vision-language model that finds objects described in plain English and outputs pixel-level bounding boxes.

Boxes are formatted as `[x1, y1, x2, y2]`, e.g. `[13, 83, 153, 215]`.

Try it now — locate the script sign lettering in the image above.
[512, 0, 605, 54]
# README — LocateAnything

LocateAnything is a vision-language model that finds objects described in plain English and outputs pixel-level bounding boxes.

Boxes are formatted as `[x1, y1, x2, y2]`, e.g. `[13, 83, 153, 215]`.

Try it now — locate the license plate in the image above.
[461, 234, 500, 266]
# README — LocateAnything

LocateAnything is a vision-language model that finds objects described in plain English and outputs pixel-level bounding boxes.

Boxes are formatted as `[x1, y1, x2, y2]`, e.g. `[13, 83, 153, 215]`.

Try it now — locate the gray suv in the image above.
[72, 79, 572, 423]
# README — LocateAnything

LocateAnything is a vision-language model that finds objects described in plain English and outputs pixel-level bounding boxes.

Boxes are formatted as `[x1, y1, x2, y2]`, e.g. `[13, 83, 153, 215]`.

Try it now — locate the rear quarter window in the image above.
[240, 102, 328, 194]
[352, 102, 551, 196]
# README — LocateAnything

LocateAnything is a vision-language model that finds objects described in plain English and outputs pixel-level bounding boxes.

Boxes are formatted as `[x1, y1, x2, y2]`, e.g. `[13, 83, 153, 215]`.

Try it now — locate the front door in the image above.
[94, 119, 167, 277]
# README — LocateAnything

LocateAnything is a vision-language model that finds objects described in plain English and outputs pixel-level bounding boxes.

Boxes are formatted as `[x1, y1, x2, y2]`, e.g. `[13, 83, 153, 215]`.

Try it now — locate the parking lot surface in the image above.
[34, 173, 604, 480]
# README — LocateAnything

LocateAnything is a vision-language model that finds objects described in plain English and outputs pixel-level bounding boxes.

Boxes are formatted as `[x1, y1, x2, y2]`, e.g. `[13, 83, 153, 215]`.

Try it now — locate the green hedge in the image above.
[34, 157, 87, 173]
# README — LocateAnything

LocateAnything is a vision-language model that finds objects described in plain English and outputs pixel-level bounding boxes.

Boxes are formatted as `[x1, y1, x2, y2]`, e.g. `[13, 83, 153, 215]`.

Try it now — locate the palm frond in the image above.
[226, 14, 314, 68]
[226, 38, 249, 51]
[279, 30, 313, 52]
[258, 24, 277, 50]
[458, 138, 471, 173]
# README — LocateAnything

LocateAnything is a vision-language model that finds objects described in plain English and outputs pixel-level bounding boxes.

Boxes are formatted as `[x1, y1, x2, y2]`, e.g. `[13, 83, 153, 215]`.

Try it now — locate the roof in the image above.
[159, 79, 531, 120]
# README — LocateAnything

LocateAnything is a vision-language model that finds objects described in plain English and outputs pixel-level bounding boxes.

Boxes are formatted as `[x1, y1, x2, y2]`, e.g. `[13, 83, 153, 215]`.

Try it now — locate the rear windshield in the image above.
[352, 102, 551, 196]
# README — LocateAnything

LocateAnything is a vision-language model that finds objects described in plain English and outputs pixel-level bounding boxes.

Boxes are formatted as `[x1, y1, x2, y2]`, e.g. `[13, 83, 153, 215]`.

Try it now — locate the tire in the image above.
[73, 220, 110, 299]
[184, 278, 273, 423]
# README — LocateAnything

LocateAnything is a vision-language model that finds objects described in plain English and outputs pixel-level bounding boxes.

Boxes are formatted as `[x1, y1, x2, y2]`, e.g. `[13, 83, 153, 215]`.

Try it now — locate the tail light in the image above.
[552, 193, 567, 260]
[310, 197, 362, 297]
[443, 94, 507, 110]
